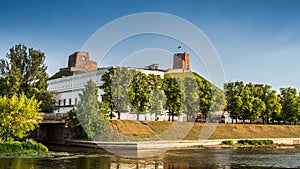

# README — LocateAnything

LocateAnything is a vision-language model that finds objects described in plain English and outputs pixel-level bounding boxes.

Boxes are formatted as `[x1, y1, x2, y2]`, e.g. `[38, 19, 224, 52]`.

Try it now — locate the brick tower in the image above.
[60, 52, 97, 72]
[173, 53, 190, 70]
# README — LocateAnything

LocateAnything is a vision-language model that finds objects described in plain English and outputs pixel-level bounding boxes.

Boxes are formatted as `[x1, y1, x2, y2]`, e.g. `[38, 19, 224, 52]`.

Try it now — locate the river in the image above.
[1, 147, 300, 169]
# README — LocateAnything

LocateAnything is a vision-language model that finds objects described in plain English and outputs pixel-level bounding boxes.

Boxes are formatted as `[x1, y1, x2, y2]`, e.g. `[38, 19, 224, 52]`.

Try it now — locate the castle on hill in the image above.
[47, 52, 191, 121]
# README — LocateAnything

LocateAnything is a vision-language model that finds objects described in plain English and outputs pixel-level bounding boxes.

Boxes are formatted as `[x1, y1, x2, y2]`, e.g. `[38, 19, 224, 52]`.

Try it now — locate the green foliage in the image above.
[148, 74, 165, 120]
[237, 139, 273, 145]
[161, 72, 225, 122]
[180, 77, 200, 121]
[198, 79, 212, 117]
[76, 80, 108, 139]
[280, 87, 300, 123]
[100, 67, 134, 119]
[253, 84, 281, 124]
[163, 74, 182, 121]
[225, 81, 281, 124]
[192, 72, 225, 118]
[221, 140, 234, 145]
[67, 109, 88, 139]
[100, 69, 223, 122]
[20, 140, 48, 152]
[0, 44, 55, 113]
[0, 141, 48, 154]
[129, 72, 151, 120]
[210, 85, 226, 113]
[0, 94, 41, 141]
[224, 81, 244, 123]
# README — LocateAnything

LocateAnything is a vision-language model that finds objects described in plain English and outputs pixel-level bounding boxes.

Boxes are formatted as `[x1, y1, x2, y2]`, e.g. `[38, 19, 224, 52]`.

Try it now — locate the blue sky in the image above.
[1, 0, 300, 90]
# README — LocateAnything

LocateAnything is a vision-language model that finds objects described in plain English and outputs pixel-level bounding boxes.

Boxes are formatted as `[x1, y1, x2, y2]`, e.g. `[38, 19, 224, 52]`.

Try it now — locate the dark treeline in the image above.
[225, 81, 300, 124]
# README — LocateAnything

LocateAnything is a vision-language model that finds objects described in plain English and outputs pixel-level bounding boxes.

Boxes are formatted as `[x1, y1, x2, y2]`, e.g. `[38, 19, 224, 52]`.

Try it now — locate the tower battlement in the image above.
[173, 53, 190, 70]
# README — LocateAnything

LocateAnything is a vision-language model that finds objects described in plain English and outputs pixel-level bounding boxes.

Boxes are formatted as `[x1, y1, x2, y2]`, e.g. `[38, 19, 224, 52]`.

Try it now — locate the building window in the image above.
[63, 99, 66, 106]
[58, 100, 61, 106]
[75, 98, 78, 105]
[69, 98, 72, 105]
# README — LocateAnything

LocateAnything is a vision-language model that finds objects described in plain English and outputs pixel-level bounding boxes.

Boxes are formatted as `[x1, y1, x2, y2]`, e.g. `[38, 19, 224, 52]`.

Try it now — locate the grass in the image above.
[109, 120, 300, 140]
[110, 120, 157, 138]
[0, 140, 48, 155]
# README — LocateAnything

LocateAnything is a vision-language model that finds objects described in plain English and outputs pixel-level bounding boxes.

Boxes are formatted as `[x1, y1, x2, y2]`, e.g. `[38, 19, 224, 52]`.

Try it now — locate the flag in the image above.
[178, 46, 181, 49]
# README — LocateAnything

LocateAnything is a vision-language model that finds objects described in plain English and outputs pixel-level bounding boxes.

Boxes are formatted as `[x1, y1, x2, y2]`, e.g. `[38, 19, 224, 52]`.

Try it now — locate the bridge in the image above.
[37, 113, 68, 144]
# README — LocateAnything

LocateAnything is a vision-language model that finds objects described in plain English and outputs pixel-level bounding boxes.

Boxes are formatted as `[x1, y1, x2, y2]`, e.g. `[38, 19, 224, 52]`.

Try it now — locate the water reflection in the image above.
[0, 148, 300, 169]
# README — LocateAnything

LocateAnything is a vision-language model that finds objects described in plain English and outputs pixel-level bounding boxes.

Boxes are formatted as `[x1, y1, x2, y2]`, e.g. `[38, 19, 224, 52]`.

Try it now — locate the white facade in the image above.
[47, 69, 108, 113]
[47, 67, 165, 115]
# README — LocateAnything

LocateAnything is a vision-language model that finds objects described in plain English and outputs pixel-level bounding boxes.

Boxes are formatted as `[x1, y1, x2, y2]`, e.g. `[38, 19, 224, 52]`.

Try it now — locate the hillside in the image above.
[110, 120, 300, 140]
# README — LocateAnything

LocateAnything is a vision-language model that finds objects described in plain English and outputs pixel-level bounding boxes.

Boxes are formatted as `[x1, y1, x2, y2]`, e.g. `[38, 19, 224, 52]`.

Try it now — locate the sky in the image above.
[1, 0, 300, 90]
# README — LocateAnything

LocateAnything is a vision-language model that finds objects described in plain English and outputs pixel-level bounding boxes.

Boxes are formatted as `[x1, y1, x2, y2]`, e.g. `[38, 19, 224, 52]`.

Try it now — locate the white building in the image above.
[47, 52, 194, 121]
[47, 67, 165, 117]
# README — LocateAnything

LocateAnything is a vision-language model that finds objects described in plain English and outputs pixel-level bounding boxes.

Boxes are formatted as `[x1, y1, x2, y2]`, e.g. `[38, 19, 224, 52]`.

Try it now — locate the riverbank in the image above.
[110, 120, 300, 140]
[64, 137, 300, 158]
[65, 138, 300, 149]
[0, 141, 48, 156]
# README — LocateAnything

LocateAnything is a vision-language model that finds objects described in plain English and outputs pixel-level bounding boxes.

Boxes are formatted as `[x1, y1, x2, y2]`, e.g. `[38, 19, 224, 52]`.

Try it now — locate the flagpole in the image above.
[177, 45, 183, 53]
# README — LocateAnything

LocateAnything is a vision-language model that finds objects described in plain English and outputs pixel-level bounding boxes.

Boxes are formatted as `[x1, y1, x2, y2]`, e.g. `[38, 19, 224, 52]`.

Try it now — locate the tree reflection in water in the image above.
[1, 148, 300, 169]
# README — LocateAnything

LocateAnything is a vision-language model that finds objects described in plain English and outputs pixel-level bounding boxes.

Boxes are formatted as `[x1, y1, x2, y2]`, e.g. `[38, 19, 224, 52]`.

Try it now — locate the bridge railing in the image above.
[41, 113, 68, 121]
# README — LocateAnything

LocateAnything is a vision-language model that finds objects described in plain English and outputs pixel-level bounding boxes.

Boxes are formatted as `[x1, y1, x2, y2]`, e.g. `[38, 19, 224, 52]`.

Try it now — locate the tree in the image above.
[163, 75, 181, 121]
[210, 85, 226, 114]
[250, 97, 266, 123]
[197, 77, 225, 121]
[181, 77, 200, 122]
[0, 44, 55, 113]
[239, 84, 255, 122]
[280, 87, 300, 124]
[100, 67, 134, 119]
[250, 84, 281, 124]
[76, 80, 107, 139]
[129, 72, 151, 120]
[262, 90, 281, 124]
[198, 79, 212, 118]
[240, 83, 266, 123]
[224, 81, 244, 123]
[148, 74, 165, 120]
[0, 94, 41, 141]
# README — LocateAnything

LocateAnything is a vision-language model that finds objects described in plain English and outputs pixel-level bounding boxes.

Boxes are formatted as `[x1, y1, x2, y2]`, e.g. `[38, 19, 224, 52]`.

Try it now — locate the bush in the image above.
[0, 94, 41, 141]
[237, 139, 273, 145]
[0, 141, 48, 154]
[222, 140, 234, 145]
[22, 140, 48, 152]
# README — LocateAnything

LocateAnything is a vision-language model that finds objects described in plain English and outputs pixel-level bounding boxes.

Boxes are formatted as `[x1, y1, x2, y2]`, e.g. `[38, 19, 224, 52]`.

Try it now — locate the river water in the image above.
[1, 147, 300, 169]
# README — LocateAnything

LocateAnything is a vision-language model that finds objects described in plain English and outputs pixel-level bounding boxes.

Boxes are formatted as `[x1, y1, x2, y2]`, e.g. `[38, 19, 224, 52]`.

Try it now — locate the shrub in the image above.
[222, 140, 234, 145]
[0, 94, 41, 141]
[237, 140, 248, 145]
[265, 140, 274, 145]
[237, 139, 274, 145]
[0, 141, 48, 154]
[22, 140, 48, 152]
